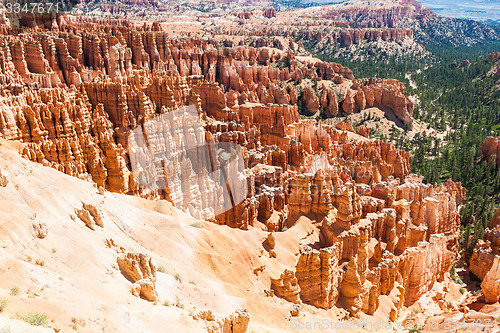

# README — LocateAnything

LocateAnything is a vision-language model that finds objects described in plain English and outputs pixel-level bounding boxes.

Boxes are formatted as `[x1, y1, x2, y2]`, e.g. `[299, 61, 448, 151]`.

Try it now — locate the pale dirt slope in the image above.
[0, 140, 342, 332]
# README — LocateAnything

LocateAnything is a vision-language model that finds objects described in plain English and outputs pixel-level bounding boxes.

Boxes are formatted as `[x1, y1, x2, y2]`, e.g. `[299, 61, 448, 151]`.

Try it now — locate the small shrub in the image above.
[175, 296, 184, 309]
[10, 287, 19, 296]
[17, 313, 48, 326]
[157, 266, 167, 273]
[472, 290, 481, 296]
[190, 222, 202, 228]
[163, 301, 170, 307]
[0, 299, 7, 312]
[35, 259, 45, 267]
[459, 287, 466, 294]
[189, 281, 196, 285]
[174, 273, 182, 282]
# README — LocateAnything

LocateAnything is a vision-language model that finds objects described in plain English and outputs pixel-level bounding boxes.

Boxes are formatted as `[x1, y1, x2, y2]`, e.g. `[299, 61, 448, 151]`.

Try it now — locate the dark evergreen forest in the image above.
[313, 42, 500, 260]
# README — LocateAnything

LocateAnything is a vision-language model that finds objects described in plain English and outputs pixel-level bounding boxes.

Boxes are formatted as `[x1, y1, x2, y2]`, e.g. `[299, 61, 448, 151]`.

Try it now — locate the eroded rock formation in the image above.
[194, 309, 250, 333]
[117, 252, 158, 303]
[0, 17, 464, 320]
[272, 175, 464, 317]
[470, 207, 500, 303]
[481, 136, 500, 168]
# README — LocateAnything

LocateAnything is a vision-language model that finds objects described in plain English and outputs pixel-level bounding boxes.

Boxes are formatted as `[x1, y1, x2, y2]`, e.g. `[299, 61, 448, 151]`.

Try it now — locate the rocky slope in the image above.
[302, 0, 500, 47]
[0, 140, 254, 332]
[0, 13, 484, 332]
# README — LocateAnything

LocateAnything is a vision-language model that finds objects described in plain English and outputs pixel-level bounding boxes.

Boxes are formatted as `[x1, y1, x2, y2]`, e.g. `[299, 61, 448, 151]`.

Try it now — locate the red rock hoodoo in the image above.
[0, 16, 464, 319]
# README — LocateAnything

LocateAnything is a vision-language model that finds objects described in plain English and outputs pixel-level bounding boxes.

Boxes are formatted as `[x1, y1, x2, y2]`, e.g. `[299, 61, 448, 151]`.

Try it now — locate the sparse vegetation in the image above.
[16, 312, 48, 326]
[0, 326, 11, 333]
[0, 299, 7, 312]
[190, 222, 202, 228]
[174, 273, 182, 282]
[157, 266, 167, 273]
[35, 259, 45, 267]
[275, 56, 291, 69]
[451, 264, 465, 285]
[163, 300, 170, 307]
[9, 287, 19, 296]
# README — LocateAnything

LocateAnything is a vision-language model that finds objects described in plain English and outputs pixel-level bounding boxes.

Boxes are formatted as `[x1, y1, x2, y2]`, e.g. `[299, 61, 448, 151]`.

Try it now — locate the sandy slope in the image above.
[0, 140, 346, 332]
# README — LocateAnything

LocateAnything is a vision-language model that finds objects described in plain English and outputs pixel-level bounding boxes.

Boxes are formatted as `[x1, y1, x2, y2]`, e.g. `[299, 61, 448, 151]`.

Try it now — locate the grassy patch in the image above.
[16, 313, 48, 326]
